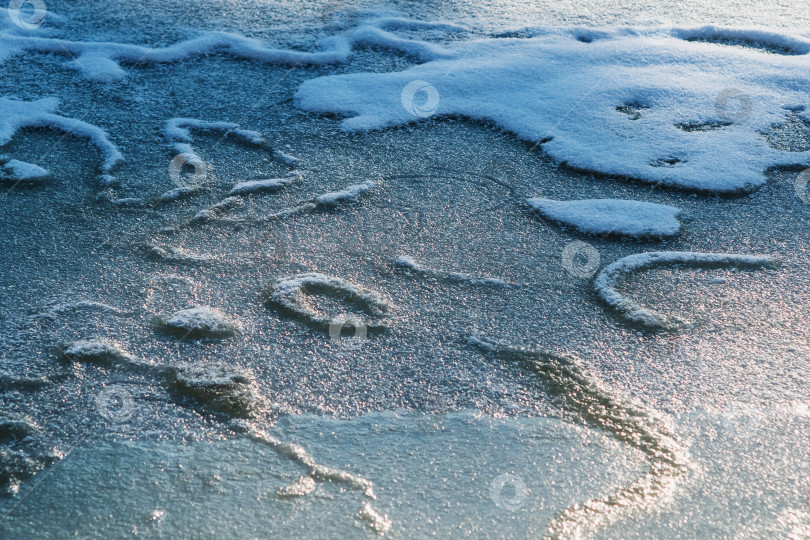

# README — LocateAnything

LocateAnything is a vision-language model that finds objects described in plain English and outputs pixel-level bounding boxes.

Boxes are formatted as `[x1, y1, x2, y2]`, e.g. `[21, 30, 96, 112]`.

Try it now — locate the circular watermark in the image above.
[795, 168, 810, 204]
[168, 154, 207, 188]
[561, 241, 600, 278]
[715, 88, 752, 125]
[95, 384, 135, 423]
[489, 473, 528, 511]
[401, 80, 440, 118]
[7, 0, 46, 30]
[329, 315, 368, 351]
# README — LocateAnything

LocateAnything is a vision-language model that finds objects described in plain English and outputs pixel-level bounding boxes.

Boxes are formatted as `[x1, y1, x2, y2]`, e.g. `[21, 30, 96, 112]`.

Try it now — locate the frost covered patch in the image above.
[0, 97, 122, 182]
[229, 178, 293, 196]
[268, 273, 391, 331]
[61, 339, 131, 364]
[157, 307, 240, 339]
[297, 25, 810, 192]
[166, 364, 263, 418]
[527, 198, 682, 238]
[594, 252, 779, 329]
[314, 181, 375, 205]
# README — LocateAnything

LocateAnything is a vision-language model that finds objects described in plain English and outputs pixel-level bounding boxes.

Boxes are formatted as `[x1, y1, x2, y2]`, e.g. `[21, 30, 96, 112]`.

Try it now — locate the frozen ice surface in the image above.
[0, 2, 809, 538]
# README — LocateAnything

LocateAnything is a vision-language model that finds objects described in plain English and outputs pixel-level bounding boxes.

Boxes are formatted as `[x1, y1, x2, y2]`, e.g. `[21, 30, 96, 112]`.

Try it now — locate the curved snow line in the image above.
[258, 181, 376, 222]
[0, 16, 462, 82]
[268, 273, 391, 331]
[0, 97, 123, 179]
[594, 251, 779, 329]
[395, 255, 512, 287]
[164, 117, 268, 170]
[470, 337, 689, 538]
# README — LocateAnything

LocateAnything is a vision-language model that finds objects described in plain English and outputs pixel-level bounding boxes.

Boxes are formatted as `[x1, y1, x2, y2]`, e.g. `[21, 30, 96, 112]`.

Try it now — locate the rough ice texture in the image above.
[527, 198, 682, 238]
[228, 178, 293, 196]
[0, 97, 122, 178]
[395, 255, 511, 287]
[158, 307, 240, 339]
[296, 24, 810, 193]
[594, 252, 779, 329]
[268, 273, 391, 331]
[61, 339, 131, 364]
[166, 364, 263, 418]
[1, 159, 50, 183]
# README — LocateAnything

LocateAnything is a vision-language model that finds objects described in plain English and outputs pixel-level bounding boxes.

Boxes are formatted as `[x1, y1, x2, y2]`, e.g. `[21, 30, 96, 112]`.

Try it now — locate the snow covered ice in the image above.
[1, 1, 809, 538]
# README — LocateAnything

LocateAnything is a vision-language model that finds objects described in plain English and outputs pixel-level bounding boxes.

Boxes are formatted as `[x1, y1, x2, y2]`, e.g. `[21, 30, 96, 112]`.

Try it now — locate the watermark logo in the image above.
[329, 315, 368, 351]
[401, 80, 440, 118]
[489, 473, 528, 511]
[795, 168, 810, 204]
[7, 0, 46, 30]
[715, 88, 752, 125]
[95, 384, 135, 423]
[561, 240, 601, 278]
[168, 154, 207, 188]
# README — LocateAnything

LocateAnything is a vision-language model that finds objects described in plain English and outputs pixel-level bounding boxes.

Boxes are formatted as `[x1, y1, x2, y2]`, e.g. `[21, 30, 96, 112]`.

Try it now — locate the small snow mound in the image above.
[268, 273, 391, 331]
[315, 181, 375, 205]
[68, 52, 126, 83]
[61, 339, 131, 364]
[594, 251, 779, 329]
[166, 364, 263, 418]
[157, 185, 204, 203]
[276, 476, 316, 498]
[527, 198, 682, 238]
[228, 178, 293, 196]
[158, 307, 240, 339]
[146, 244, 214, 264]
[190, 196, 244, 224]
[395, 254, 511, 287]
[1, 159, 50, 183]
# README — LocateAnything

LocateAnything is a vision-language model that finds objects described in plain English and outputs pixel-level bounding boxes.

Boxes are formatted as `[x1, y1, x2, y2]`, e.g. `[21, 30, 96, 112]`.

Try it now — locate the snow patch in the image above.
[296, 25, 810, 192]
[0, 159, 50, 183]
[527, 198, 682, 238]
